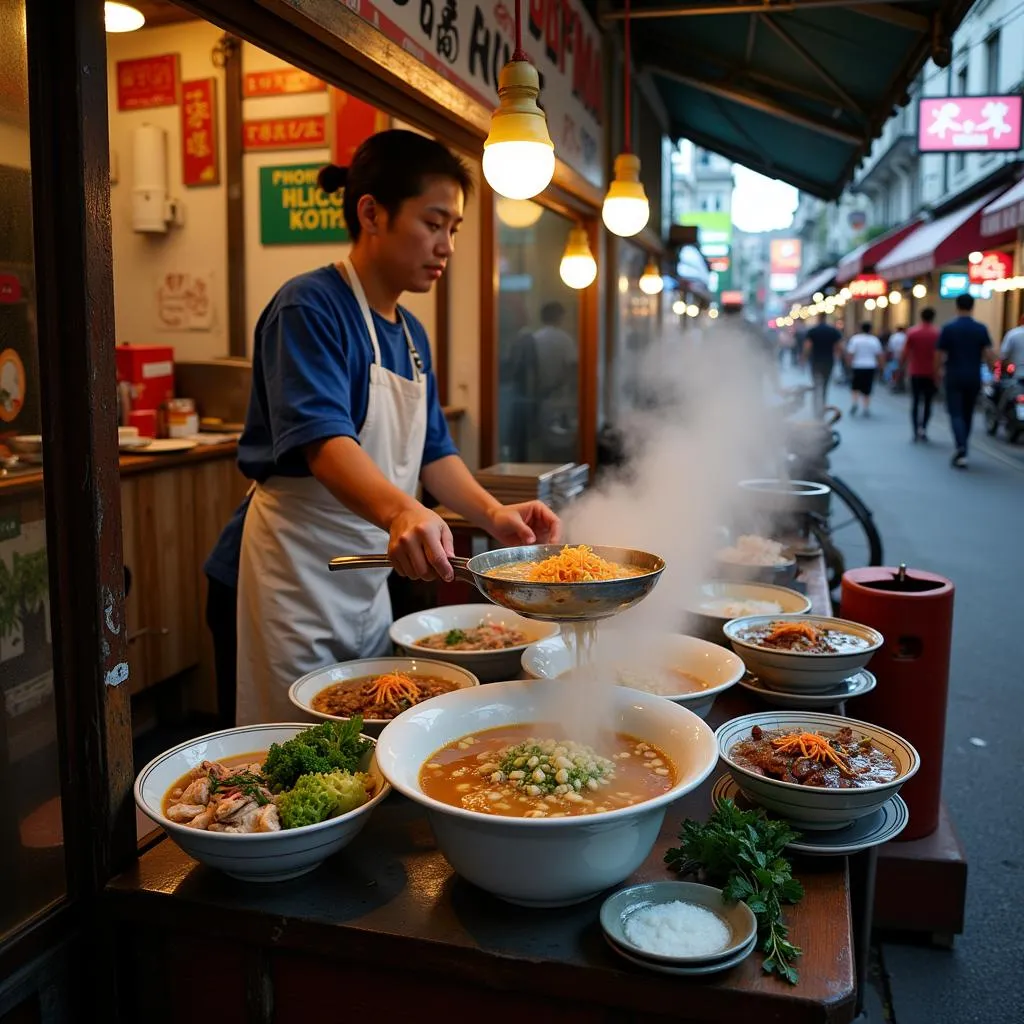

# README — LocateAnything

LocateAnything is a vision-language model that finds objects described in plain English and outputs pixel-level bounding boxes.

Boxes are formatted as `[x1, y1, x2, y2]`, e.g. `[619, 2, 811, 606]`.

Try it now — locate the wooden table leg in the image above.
[849, 847, 878, 1020]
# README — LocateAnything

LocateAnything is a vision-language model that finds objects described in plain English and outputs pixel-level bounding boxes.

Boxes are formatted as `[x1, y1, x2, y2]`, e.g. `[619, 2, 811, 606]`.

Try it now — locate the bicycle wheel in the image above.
[816, 472, 884, 573]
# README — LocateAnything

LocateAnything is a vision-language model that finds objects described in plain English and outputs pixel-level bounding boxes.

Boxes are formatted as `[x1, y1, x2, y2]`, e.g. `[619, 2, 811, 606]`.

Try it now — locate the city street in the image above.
[804, 372, 1023, 1024]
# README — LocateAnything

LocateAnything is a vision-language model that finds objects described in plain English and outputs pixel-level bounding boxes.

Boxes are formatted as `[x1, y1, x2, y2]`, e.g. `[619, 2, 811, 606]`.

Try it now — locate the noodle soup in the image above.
[419, 725, 677, 818]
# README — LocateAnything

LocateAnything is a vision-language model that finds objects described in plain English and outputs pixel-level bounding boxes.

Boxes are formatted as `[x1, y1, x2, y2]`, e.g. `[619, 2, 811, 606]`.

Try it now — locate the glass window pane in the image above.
[496, 207, 580, 465]
[0, 0, 67, 939]
[613, 242, 660, 414]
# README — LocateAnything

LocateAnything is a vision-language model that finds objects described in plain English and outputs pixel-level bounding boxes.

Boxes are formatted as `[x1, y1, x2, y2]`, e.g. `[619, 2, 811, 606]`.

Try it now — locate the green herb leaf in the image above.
[445, 629, 467, 646]
[664, 798, 804, 984]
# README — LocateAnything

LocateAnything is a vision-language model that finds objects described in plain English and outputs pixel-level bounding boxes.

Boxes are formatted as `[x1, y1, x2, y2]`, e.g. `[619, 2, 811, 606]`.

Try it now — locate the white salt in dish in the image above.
[600, 880, 758, 966]
[623, 900, 731, 958]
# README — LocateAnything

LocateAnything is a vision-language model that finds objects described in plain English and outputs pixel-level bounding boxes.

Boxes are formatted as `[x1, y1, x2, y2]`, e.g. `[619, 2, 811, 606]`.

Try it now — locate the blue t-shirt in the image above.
[937, 316, 992, 385]
[204, 265, 457, 587]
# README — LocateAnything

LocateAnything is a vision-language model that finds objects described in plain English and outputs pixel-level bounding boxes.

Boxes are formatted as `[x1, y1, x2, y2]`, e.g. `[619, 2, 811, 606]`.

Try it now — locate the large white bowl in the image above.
[389, 604, 558, 682]
[375, 679, 719, 907]
[520, 631, 745, 720]
[716, 711, 920, 830]
[288, 657, 480, 736]
[134, 723, 391, 882]
[723, 613, 883, 693]
[685, 580, 812, 646]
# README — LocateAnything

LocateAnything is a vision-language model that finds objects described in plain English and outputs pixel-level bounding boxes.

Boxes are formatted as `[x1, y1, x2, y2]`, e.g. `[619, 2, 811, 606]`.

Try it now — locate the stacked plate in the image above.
[737, 668, 877, 709]
[473, 462, 589, 507]
[600, 881, 758, 976]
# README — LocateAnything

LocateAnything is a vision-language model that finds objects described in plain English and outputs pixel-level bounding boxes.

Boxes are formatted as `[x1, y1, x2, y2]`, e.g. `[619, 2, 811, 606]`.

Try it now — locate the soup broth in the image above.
[419, 725, 676, 818]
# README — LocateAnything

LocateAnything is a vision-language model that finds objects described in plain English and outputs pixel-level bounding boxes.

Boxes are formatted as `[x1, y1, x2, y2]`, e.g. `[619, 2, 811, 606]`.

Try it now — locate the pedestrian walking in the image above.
[844, 321, 884, 417]
[901, 307, 940, 442]
[802, 313, 842, 416]
[936, 293, 995, 469]
[887, 323, 908, 392]
[998, 313, 1024, 373]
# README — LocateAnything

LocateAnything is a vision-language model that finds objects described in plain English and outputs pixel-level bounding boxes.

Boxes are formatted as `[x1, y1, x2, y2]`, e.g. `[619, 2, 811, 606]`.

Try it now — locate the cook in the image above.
[206, 130, 561, 726]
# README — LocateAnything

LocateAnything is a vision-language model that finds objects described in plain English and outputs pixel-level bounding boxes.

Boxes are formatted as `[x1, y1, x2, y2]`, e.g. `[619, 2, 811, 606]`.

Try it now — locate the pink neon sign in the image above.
[918, 96, 1023, 153]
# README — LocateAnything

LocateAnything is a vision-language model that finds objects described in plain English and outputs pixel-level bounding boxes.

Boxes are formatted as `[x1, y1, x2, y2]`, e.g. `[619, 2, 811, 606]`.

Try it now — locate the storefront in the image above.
[980, 176, 1024, 331]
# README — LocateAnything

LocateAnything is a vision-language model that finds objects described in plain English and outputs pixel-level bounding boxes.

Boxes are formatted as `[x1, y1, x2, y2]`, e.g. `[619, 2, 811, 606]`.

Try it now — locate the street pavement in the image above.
[794, 370, 1023, 1024]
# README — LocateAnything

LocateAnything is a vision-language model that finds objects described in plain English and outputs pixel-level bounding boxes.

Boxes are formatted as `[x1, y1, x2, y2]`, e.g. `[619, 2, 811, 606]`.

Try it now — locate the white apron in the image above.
[235, 257, 428, 725]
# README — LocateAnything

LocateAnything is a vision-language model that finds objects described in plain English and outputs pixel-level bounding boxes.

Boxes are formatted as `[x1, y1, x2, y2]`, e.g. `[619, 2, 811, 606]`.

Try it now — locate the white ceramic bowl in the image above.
[134, 723, 391, 882]
[716, 711, 920, 830]
[723, 613, 883, 693]
[288, 657, 480, 737]
[685, 581, 812, 646]
[375, 679, 719, 907]
[389, 604, 558, 682]
[520, 631, 745, 720]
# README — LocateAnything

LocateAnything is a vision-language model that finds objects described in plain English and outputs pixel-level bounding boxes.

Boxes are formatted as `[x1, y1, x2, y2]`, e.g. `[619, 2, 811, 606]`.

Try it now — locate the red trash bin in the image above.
[841, 566, 954, 840]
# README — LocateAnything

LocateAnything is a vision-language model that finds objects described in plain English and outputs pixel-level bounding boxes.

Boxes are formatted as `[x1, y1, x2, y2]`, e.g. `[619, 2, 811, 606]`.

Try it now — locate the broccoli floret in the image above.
[276, 771, 372, 829]
[262, 718, 372, 792]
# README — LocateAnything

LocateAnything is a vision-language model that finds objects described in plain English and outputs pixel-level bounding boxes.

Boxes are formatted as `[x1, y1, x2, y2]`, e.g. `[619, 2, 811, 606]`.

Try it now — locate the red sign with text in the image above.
[243, 68, 325, 97]
[849, 275, 888, 299]
[968, 250, 1013, 283]
[243, 116, 327, 151]
[116, 54, 179, 111]
[181, 78, 219, 187]
[329, 87, 390, 167]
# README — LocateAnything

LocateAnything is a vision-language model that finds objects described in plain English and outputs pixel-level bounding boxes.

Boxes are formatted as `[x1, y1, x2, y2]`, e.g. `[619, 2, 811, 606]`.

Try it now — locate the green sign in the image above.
[259, 163, 348, 246]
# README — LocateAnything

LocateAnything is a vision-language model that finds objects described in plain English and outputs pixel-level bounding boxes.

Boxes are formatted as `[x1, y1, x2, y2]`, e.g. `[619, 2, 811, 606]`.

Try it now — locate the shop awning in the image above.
[785, 266, 837, 305]
[981, 178, 1024, 237]
[599, 0, 976, 199]
[876, 188, 1010, 281]
[835, 221, 923, 284]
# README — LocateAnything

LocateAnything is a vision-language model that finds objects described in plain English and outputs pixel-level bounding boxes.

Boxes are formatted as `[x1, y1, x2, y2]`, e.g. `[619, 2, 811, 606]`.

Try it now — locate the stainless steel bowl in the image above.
[328, 544, 666, 622]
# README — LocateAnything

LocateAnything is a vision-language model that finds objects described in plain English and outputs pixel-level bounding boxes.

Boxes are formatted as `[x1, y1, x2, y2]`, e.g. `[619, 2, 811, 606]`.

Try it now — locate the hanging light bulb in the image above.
[889, 290, 902, 304]
[495, 197, 544, 229]
[864, 298, 877, 311]
[601, 0, 650, 237]
[559, 226, 597, 289]
[912, 283, 928, 299]
[638, 259, 664, 295]
[482, 1, 554, 200]
[105, 2, 145, 31]
[876, 295, 889, 309]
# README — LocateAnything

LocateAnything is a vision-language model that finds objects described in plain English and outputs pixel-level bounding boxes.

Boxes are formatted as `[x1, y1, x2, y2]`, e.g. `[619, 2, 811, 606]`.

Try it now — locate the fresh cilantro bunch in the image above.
[664, 798, 805, 984]
[262, 718, 371, 792]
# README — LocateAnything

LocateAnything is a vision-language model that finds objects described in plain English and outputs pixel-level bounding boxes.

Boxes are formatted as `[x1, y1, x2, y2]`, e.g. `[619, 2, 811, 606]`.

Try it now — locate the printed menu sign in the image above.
[181, 78, 219, 186]
[259, 163, 348, 245]
[116, 54, 179, 111]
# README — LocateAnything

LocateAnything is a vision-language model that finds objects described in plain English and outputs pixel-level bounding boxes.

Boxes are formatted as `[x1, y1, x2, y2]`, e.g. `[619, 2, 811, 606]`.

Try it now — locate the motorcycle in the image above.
[983, 359, 1024, 443]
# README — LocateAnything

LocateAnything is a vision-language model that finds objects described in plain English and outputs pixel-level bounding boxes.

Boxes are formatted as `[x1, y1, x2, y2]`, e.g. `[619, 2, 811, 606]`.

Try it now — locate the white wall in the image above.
[107, 21, 229, 360]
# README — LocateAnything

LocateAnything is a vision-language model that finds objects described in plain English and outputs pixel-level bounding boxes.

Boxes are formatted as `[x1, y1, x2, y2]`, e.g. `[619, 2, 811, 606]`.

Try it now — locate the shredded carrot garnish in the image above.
[527, 544, 624, 583]
[771, 731, 857, 775]
[765, 621, 821, 645]
[366, 672, 422, 708]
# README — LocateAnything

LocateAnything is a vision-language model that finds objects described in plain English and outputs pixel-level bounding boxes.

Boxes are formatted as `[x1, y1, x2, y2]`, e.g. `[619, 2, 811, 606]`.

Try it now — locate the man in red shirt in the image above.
[901, 307, 941, 442]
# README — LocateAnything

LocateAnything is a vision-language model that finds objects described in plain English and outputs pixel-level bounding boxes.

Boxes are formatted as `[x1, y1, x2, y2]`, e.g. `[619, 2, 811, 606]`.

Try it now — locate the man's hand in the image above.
[484, 501, 562, 547]
[388, 506, 455, 581]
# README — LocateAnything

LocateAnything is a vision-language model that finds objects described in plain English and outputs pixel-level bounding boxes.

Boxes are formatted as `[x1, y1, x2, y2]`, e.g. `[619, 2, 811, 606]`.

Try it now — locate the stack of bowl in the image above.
[600, 881, 758, 976]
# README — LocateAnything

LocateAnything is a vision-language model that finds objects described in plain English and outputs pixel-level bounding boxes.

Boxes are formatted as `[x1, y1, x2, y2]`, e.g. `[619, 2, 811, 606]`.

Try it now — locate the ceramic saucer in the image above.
[604, 931, 757, 976]
[737, 669, 876, 709]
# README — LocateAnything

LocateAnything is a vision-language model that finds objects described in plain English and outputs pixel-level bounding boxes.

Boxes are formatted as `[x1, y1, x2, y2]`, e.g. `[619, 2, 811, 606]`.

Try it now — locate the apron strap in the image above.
[340, 256, 422, 382]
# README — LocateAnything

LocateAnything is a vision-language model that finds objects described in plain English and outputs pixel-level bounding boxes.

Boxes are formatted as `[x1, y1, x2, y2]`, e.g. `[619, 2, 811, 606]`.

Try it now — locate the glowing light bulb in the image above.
[495, 198, 544, 229]
[912, 283, 927, 299]
[105, 2, 145, 31]
[638, 260, 664, 295]
[558, 227, 597, 289]
[889, 290, 902, 304]
[602, 154, 650, 237]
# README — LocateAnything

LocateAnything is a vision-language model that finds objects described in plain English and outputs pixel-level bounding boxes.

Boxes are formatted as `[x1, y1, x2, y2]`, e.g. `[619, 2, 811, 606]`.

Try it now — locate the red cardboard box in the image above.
[115, 345, 175, 412]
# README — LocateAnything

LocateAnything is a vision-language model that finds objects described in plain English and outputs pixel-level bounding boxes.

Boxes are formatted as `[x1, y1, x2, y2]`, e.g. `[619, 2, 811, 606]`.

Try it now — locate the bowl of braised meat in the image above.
[723, 614, 883, 692]
[716, 711, 919, 830]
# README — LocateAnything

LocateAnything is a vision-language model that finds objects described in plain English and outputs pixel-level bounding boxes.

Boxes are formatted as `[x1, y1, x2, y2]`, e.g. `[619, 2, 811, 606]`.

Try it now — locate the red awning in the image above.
[981, 177, 1024, 236]
[835, 220, 923, 284]
[876, 187, 1015, 281]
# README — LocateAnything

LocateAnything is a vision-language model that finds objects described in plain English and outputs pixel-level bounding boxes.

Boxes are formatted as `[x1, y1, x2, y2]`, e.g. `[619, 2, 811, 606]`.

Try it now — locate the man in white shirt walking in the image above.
[1000, 314, 1024, 376]
[845, 322, 885, 417]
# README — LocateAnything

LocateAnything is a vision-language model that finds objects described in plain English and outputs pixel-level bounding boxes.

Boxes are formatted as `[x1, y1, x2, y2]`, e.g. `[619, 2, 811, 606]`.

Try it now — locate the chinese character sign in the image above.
[243, 69, 325, 97]
[181, 78, 219, 187]
[968, 250, 1013, 284]
[117, 54, 179, 111]
[918, 96, 1023, 153]
[242, 116, 327, 151]
[849, 275, 888, 299]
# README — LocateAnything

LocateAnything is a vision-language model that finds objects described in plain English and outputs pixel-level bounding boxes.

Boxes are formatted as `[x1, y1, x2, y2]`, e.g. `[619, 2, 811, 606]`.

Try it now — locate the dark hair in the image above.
[860, 321, 872, 333]
[955, 293, 974, 312]
[317, 129, 472, 241]
[541, 301, 565, 325]
[921, 307, 936, 323]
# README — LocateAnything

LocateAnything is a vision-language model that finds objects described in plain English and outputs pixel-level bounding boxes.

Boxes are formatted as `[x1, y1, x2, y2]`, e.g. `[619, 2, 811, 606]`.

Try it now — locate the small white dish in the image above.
[288, 656, 479, 737]
[604, 932, 756, 976]
[520, 631, 745, 720]
[132, 438, 198, 454]
[389, 604, 557, 683]
[737, 669, 876, 709]
[710, 774, 910, 856]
